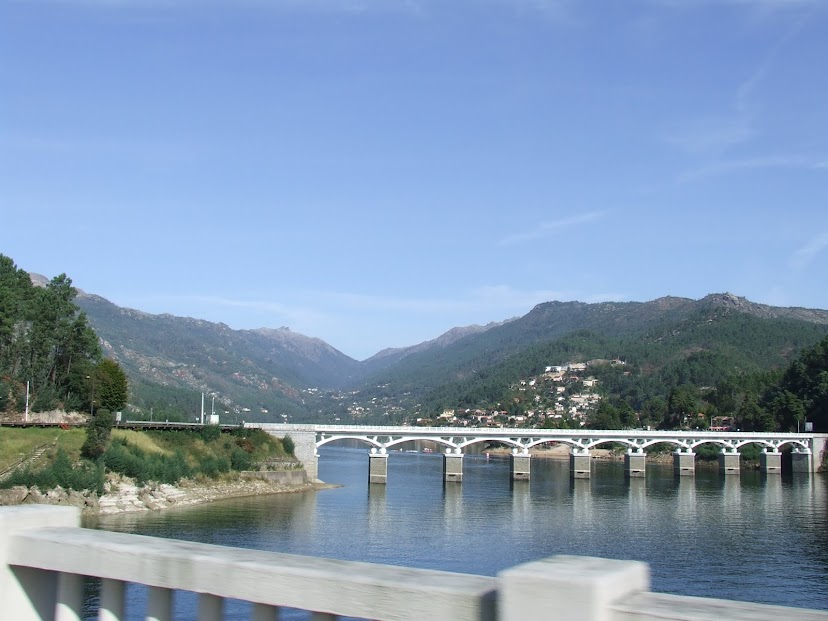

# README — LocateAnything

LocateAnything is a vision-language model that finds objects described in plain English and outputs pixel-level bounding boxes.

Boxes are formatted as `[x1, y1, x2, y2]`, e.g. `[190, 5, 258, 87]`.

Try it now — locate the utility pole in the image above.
[200, 393, 205, 425]
[87, 374, 95, 418]
[24, 381, 29, 422]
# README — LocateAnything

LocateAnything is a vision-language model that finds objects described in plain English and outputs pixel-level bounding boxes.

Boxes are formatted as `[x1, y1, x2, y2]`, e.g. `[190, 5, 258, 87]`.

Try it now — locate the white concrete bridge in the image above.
[249, 424, 828, 483]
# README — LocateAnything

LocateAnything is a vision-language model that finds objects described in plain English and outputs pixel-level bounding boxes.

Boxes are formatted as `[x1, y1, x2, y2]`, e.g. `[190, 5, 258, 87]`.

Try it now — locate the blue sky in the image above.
[2, 0, 827, 360]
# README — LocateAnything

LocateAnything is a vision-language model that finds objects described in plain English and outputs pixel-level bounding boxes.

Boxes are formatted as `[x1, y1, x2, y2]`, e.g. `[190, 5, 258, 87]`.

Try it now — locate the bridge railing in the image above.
[2, 505, 827, 621]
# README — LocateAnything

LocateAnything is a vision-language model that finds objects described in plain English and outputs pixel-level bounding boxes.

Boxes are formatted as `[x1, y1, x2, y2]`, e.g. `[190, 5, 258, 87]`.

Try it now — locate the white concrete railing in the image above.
[2, 506, 827, 621]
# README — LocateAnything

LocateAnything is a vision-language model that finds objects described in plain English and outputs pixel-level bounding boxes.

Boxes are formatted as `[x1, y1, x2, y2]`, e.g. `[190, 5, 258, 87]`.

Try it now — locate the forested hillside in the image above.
[353, 300, 828, 432]
[76, 293, 362, 422]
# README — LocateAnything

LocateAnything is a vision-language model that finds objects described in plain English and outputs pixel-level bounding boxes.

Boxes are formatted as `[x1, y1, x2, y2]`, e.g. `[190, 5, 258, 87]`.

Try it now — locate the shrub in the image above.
[104, 440, 151, 483]
[200, 456, 229, 479]
[165, 450, 192, 483]
[282, 435, 295, 457]
[1, 449, 104, 495]
[741, 443, 761, 461]
[82, 408, 114, 460]
[230, 447, 253, 471]
[695, 443, 721, 461]
[103, 439, 195, 485]
[200, 425, 221, 443]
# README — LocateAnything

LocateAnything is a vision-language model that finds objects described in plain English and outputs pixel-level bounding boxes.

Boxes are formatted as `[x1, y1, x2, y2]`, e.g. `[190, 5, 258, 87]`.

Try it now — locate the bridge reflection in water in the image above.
[251, 424, 827, 485]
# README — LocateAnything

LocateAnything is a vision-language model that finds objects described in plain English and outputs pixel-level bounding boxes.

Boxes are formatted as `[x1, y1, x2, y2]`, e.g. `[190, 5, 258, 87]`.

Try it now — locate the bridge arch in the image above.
[526, 438, 583, 450]
[583, 438, 641, 451]
[773, 439, 810, 451]
[457, 437, 525, 451]
[317, 436, 383, 450]
[385, 436, 458, 451]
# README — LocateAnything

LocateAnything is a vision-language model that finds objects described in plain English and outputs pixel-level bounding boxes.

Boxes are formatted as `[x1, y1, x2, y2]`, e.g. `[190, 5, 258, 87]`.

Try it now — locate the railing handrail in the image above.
[2, 505, 827, 621]
[9, 524, 497, 620]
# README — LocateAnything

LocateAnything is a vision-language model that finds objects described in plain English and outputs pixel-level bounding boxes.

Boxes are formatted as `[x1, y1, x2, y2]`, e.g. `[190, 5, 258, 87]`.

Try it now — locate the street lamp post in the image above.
[87, 374, 95, 417]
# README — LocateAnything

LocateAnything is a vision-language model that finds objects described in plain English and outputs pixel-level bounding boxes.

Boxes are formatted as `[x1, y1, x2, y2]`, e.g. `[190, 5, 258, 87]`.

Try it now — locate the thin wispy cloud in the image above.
[790, 233, 828, 270]
[663, 118, 754, 156]
[12, 0, 575, 18]
[677, 155, 827, 183]
[9, 0, 423, 12]
[660, 0, 820, 186]
[646, 0, 819, 11]
[498, 211, 606, 247]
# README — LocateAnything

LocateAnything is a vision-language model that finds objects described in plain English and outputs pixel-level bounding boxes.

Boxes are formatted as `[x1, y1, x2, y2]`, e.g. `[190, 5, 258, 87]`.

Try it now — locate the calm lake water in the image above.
[86, 446, 828, 619]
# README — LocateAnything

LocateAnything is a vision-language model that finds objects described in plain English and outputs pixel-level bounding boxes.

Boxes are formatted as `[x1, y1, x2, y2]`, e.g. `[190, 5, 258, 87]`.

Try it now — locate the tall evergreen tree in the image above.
[96, 358, 129, 413]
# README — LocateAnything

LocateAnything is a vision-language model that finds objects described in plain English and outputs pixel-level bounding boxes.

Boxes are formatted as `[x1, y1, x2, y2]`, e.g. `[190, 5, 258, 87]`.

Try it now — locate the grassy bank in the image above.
[0, 426, 297, 494]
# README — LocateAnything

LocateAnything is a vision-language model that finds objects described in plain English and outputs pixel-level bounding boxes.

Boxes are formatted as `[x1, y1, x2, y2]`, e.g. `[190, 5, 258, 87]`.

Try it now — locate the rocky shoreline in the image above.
[0, 472, 336, 516]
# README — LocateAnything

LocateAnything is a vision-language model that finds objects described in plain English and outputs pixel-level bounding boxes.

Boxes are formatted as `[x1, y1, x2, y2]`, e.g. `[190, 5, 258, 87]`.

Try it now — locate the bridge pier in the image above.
[759, 449, 781, 474]
[510, 450, 531, 481]
[285, 430, 319, 481]
[570, 449, 591, 479]
[673, 449, 695, 476]
[368, 448, 388, 484]
[443, 449, 463, 483]
[718, 449, 740, 475]
[791, 448, 812, 474]
[624, 450, 646, 478]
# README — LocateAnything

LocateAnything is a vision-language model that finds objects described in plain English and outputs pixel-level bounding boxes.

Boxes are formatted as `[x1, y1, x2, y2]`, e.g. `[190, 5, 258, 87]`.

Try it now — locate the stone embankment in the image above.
[0, 470, 333, 516]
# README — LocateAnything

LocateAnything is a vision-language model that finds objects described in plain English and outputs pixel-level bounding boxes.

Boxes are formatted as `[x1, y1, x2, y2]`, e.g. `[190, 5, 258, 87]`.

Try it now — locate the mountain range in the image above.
[60, 280, 828, 424]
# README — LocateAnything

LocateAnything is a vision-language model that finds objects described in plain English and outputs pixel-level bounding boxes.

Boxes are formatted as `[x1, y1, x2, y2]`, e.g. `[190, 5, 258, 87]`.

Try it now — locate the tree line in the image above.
[0, 254, 127, 417]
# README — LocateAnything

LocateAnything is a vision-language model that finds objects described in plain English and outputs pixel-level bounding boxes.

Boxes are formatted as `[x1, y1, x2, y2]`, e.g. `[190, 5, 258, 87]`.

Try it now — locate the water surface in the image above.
[87, 447, 828, 618]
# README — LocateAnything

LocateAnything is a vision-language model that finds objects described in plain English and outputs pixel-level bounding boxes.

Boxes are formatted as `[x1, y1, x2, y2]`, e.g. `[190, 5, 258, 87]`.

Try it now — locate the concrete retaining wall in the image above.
[245, 469, 308, 485]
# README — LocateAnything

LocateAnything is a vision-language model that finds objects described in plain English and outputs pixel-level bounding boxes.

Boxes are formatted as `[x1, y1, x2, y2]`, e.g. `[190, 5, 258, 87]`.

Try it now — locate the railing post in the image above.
[251, 603, 279, 621]
[197, 593, 223, 621]
[0, 505, 80, 621]
[55, 572, 84, 621]
[99, 578, 126, 621]
[498, 555, 649, 621]
[146, 586, 174, 621]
